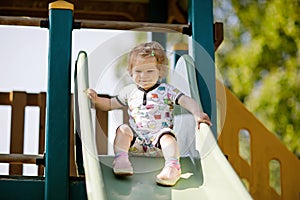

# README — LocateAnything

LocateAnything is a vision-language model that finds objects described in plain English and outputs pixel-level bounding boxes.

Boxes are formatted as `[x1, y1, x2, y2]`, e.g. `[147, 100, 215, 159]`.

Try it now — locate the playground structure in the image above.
[0, 1, 299, 199]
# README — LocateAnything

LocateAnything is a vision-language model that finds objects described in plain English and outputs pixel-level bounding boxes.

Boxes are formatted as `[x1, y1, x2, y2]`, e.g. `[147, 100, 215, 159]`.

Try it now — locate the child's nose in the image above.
[140, 72, 147, 77]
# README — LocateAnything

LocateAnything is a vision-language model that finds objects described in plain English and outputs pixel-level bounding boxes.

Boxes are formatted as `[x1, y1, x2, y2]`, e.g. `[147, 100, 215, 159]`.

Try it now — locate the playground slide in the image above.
[74, 51, 252, 200]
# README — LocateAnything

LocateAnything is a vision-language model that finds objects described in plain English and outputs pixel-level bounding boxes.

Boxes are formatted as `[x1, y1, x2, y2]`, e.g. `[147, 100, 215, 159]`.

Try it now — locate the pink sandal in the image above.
[113, 153, 133, 176]
[156, 165, 181, 186]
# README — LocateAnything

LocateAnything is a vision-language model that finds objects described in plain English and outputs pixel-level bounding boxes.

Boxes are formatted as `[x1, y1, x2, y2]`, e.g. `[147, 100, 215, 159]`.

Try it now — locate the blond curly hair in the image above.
[127, 41, 169, 79]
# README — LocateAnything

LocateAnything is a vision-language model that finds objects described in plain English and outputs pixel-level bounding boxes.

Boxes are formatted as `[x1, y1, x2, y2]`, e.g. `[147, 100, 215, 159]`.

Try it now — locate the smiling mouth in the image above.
[140, 80, 150, 83]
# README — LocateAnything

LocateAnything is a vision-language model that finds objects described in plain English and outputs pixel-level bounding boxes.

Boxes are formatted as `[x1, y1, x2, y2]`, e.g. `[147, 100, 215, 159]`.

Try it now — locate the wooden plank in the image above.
[0, 0, 154, 23]
[95, 109, 108, 155]
[95, 94, 110, 155]
[37, 92, 46, 176]
[0, 92, 10, 105]
[0, 16, 190, 34]
[9, 92, 26, 175]
[69, 97, 77, 176]
[0, 16, 43, 26]
[214, 22, 224, 51]
[78, 19, 190, 34]
[0, 154, 43, 164]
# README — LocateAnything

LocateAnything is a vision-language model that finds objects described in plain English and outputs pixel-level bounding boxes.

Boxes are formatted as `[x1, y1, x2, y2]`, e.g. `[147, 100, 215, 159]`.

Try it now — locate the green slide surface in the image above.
[99, 156, 203, 200]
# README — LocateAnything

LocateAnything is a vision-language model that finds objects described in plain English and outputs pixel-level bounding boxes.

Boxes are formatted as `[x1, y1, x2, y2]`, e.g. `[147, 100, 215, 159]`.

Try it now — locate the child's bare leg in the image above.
[114, 124, 133, 154]
[160, 134, 180, 159]
[156, 134, 181, 186]
[113, 124, 133, 176]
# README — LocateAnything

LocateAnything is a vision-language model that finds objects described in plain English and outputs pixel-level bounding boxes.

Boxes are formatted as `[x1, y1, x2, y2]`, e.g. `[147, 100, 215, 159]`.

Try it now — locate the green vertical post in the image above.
[45, 1, 74, 199]
[148, 0, 167, 81]
[189, 0, 217, 137]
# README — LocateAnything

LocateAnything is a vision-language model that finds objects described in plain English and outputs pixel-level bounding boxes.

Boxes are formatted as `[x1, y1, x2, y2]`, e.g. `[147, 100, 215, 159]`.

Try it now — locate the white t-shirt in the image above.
[116, 83, 184, 137]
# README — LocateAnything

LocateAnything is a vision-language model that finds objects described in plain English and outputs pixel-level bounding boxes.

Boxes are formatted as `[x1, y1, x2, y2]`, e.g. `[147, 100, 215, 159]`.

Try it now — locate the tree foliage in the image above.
[214, 0, 300, 156]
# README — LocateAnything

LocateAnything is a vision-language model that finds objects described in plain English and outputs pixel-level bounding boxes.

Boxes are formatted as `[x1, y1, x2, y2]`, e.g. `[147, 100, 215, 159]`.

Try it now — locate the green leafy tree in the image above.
[214, 0, 300, 157]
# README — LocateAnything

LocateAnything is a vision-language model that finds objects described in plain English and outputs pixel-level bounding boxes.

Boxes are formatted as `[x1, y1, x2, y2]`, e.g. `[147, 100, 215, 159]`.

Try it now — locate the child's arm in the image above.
[178, 95, 212, 129]
[86, 89, 123, 111]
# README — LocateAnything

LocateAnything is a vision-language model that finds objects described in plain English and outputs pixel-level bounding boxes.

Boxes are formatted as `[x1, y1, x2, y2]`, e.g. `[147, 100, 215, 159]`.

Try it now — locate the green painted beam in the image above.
[45, 1, 74, 199]
[189, 0, 217, 137]
[0, 176, 44, 200]
[0, 176, 87, 200]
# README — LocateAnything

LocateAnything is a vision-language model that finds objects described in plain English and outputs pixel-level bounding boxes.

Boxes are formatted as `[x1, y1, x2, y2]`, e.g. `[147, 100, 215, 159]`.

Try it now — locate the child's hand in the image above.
[195, 112, 212, 129]
[85, 89, 97, 102]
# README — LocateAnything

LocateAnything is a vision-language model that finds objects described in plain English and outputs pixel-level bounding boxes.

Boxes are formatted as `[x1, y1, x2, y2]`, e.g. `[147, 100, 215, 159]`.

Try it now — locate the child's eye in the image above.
[134, 70, 142, 73]
[147, 70, 154, 73]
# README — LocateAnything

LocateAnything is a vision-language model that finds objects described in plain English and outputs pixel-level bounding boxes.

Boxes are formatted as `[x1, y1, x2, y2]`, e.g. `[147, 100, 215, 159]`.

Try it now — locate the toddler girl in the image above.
[87, 41, 212, 186]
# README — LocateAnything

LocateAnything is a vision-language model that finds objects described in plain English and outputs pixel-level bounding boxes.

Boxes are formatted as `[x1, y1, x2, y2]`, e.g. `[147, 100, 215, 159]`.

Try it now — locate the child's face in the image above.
[131, 57, 160, 90]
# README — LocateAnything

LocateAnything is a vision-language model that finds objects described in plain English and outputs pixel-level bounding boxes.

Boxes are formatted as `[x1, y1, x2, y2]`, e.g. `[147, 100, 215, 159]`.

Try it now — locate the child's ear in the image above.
[159, 70, 164, 78]
[128, 70, 133, 77]
[158, 66, 167, 79]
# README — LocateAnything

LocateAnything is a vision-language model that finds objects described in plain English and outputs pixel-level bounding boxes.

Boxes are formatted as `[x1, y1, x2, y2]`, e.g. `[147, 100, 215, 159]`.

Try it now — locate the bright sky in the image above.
[0, 25, 127, 92]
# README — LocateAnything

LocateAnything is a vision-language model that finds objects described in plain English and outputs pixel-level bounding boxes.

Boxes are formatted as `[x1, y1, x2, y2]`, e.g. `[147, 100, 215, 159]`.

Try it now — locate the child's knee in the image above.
[160, 134, 176, 142]
[159, 133, 177, 146]
[117, 124, 133, 139]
